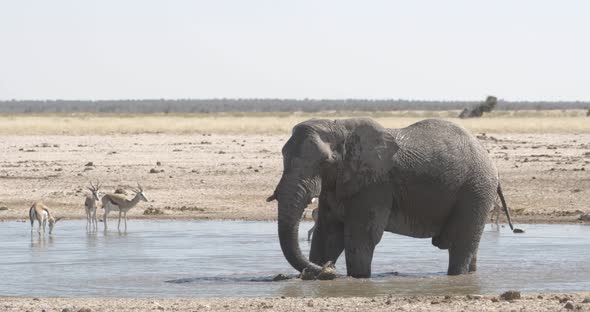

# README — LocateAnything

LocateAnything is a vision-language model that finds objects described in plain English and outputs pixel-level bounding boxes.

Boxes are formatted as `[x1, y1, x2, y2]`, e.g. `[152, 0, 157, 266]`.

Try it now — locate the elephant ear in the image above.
[336, 122, 399, 198]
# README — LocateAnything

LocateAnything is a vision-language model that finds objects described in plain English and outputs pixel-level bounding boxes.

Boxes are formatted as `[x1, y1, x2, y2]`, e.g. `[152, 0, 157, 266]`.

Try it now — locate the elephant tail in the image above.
[496, 183, 515, 231]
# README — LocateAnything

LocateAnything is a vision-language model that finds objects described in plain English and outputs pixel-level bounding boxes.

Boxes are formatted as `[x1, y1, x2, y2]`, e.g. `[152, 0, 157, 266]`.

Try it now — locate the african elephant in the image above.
[267, 118, 515, 278]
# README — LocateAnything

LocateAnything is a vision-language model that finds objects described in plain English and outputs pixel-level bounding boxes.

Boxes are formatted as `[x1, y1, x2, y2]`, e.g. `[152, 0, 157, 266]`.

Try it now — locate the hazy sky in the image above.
[1, 1, 589, 101]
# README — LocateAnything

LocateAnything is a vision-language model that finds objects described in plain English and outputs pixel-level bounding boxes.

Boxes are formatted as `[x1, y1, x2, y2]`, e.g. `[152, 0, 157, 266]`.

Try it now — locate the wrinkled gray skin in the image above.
[268, 118, 510, 278]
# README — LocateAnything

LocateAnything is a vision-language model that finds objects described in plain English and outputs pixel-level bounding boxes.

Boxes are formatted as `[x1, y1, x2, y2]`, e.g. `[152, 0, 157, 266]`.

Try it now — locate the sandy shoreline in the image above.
[0, 132, 588, 224]
[2, 293, 590, 311]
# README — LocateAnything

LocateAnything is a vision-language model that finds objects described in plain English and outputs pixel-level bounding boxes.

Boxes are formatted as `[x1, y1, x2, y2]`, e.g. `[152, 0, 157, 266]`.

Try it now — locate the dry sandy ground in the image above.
[0, 132, 588, 223]
[2, 293, 590, 311]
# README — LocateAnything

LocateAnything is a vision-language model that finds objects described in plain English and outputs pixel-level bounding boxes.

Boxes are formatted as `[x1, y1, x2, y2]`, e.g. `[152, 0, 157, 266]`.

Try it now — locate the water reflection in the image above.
[30, 232, 54, 249]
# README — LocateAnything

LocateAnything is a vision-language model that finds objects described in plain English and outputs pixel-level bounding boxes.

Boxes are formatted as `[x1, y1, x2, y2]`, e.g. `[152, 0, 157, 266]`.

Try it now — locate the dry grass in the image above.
[0, 110, 588, 135]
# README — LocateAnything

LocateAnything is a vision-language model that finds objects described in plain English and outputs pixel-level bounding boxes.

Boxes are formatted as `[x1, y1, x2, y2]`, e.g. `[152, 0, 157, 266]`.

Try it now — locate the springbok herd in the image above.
[29, 181, 148, 234]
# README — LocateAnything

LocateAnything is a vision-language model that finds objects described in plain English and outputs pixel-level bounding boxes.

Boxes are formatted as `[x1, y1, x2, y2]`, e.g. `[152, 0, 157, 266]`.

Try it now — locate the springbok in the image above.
[84, 181, 101, 231]
[29, 202, 62, 235]
[490, 196, 524, 233]
[101, 184, 148, 231]
[307, 207, 319, 241]
[304, 197, 319, 241]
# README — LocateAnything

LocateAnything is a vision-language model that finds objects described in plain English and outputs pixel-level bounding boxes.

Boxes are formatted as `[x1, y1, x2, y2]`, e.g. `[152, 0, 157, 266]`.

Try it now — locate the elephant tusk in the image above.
[266, 194, 277, 202]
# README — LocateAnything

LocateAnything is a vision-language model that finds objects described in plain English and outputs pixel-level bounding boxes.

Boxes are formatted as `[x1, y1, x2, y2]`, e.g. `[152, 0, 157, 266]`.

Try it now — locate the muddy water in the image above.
[0, 221, 588, 298]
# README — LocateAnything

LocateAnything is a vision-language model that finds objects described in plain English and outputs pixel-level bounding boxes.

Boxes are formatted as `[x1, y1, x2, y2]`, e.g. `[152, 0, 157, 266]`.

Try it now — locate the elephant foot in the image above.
[317, 261, 337, 280]
[300, 261, 337, 281]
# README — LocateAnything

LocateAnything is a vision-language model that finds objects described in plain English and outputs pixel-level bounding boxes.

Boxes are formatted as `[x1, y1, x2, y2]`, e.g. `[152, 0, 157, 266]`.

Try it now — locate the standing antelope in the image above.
[304, 197, 319, 241]
[490, 200, 501, 227]
[84, 181, 101, 231]
[101, 184, 148, 231]
[307, 207, 319, 241]
[29, 202, 62, 235]
[490, 197, 524, 233]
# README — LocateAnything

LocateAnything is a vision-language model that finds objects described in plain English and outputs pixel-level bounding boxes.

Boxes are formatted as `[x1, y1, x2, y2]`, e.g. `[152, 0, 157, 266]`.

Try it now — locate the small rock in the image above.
[144, 208, 163, 215]
[0, 207, 8, 211]
[62, 308, 72, 312]
[149, 168, 162, 174]
[85, 162, 94, 167]
[578, 215, 590, 221]
[564, 301, 574, 310]
[582, 298, 590, 303]
[491, 297, 499, 302]
[78, 308, 92, 312]
[33, 298, 40, 301]
[513, 228, 525, 234]
[500, 290, 521, 301]
[156, 161, 162, 166]
[467, 294, 482, 300]
[272, 273, 290, 282]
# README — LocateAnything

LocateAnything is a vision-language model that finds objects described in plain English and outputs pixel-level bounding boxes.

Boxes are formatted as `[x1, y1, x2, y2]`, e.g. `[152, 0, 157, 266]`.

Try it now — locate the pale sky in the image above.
[0, 0, 589, 101]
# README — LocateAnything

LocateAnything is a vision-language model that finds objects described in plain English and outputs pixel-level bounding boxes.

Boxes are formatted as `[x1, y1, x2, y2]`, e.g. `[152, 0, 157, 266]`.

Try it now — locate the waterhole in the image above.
[0, 221, 588, 297]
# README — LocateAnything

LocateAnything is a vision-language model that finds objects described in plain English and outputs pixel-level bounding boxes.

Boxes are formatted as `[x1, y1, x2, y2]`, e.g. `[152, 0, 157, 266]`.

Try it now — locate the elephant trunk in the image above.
[276, 177, 322, 274]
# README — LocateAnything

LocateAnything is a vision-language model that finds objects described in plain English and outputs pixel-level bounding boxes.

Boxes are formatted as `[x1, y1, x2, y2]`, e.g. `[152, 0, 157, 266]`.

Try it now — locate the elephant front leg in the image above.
[309, 212, 344, 267]
[343, 184, 393, 278]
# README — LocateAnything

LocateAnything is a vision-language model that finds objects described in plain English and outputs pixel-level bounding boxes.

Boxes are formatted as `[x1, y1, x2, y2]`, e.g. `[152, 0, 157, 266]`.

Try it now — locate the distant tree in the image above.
[458, 96, 498, 118]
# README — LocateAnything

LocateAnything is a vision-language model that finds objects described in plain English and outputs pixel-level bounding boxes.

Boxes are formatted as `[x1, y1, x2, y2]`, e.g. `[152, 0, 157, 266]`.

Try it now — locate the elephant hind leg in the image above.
[448, 244, 480, 275]
[469, 252, 478, 272]
[444, 189, 491, 275]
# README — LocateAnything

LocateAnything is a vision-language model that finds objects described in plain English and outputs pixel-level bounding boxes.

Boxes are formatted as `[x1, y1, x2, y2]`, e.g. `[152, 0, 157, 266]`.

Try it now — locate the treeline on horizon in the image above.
[0, 99, 588, 113]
